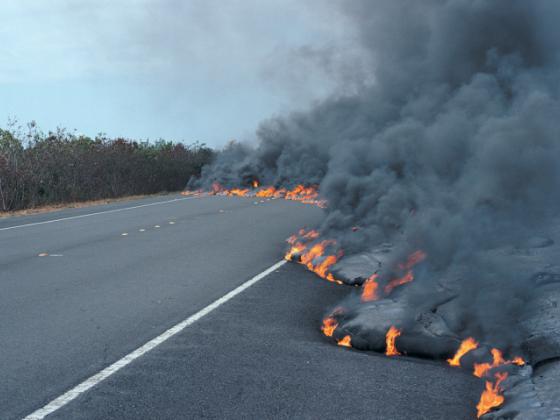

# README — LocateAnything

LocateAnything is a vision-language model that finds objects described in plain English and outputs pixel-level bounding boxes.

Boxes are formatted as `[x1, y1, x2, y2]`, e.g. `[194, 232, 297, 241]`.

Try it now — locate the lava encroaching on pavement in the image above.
[186, 1, 560, 417]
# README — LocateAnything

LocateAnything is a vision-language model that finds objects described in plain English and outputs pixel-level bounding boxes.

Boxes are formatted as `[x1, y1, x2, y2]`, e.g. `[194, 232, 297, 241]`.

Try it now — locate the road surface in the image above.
[0, 195, 482, 419]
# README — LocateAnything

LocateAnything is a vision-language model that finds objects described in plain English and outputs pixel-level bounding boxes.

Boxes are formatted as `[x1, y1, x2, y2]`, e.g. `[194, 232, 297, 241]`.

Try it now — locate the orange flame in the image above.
[385, 326, 402, 356]
[384, 270, 414, 295]
[285, 229, 320, 261]
[256, 186, 276, 197]
[447, 337, 479, 367]
[382, 250, 427, 295]
[187, 183, 326, 206]
[476, 372, 508, 418]
[285, 231, 343, 284]
[300, 240, 335, 265]
[321, 317, 338, 337]
[226, 188, 249, 197]
[337, 335, 352, 348]
[181, 189, 203, 196]
[473, 348, 525, 378]
[361, 274, 380, 302]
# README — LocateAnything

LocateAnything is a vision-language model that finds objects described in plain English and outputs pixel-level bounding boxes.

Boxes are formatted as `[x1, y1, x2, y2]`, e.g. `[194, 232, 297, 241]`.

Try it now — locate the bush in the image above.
[0, 124, 214, 211]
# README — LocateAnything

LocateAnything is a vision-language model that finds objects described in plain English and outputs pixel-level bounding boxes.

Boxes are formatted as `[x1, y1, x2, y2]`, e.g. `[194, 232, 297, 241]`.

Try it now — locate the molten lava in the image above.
[385, 326, 402, 356]
[447, 339, 525, 417]
[361, 274, 380, 302]
[284, 230, 344, 284]
[338, 335, 352, 348]
[184, 182, 525, 418]
[476, 372, 508, 418]
[226, 188, 249, 197]
[473, 348, 525, 378]
[321, 317, 338, 337]
[384, 270, 414, 295]
[447, 337, 479, 367]
[256, 186, 276, 198]
[183, 183, 327, 207]
[383, 250, 427, 295]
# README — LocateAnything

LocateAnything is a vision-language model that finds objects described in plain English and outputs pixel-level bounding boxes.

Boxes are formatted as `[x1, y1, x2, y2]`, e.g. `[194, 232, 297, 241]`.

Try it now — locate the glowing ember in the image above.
[361, 274, 380, 302]
[385, 326, 402, 356]
[447, 337, 479, 367]
[252, 180, 259, 188]
[337, 335, 352, 348]
[321, 317, 338, 337]
[473, 348, 525, 378]
[476, 372, 508, 418]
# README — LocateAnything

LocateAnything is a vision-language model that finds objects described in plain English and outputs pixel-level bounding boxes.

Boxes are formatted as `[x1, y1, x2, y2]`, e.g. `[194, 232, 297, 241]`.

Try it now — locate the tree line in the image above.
[0, 123, 214, 211]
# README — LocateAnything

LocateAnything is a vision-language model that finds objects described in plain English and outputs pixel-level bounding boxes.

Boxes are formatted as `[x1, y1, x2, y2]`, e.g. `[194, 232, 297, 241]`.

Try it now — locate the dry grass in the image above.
[0, 192, 179, 219]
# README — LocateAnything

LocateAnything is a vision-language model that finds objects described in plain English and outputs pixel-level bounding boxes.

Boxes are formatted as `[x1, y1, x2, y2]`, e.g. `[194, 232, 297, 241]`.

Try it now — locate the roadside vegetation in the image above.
[0, 122, 214, 212]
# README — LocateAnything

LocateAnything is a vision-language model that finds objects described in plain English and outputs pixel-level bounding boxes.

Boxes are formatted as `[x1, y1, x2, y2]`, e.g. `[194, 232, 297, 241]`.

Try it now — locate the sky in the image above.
[0, 1, 365, 147]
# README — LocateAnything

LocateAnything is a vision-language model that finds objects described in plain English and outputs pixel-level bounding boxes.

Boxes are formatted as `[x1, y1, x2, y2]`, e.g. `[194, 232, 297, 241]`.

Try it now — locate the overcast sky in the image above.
[0, 1, 365, 147]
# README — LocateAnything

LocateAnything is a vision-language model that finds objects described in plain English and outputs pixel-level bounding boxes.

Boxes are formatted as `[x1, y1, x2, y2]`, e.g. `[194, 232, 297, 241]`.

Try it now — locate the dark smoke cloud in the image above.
[191, 0, 560, 353]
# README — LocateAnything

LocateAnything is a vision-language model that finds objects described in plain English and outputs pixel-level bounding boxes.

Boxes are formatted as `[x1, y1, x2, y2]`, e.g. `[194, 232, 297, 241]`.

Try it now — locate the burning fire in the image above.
[359, 250, 426, 302]
[447, 337, 479, 367]
[361, 274, 380, 302]
[285, 229, 344, 284]
[338, 335, 352, 348]
[476, 372, 508, 418]
[227, 188, 249, 197]
[182, 183, 327, 207]
[385, 326, 402, 356]
[321, 317, 338, 337]
[185, 180, 528, 418]
[448, 339, 525, 416]
[255, 186, 276, 197]
[473, 348, 525, 378]
[384, 271, 414, 295]
[384, 250, 426, 295]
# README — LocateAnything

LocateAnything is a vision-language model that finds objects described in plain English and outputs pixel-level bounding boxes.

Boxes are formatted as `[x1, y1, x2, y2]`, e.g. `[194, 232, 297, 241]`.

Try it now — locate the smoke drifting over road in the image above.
[191, 0, 560, 381]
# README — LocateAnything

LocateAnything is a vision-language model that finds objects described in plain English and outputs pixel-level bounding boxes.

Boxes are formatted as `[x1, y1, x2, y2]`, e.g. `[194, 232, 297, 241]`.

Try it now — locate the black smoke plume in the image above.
[190, 0, 560, 356]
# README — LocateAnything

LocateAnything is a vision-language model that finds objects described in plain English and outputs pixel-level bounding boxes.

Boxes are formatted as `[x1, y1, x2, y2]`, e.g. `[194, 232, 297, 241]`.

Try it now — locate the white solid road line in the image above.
[0, 196, 197, 232]
[23, 259, 287, 420]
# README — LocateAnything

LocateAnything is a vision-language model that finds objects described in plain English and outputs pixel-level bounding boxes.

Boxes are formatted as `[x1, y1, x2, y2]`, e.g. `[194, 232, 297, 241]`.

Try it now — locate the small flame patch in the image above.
[476, 372, 508, 418]
[337, 335, 352, 348]
[321, 317, 338, 337]
[385, 326, 402, 356]
[447, 337, 479, 367]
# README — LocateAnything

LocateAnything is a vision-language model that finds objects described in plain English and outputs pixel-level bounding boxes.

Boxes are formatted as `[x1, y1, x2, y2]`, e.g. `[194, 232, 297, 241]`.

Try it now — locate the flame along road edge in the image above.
[22, 260, 287, 420]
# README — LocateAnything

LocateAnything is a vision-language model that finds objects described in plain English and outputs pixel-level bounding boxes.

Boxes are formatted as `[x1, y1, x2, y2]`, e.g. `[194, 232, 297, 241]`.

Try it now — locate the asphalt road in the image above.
[1, 194, 482, 419]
